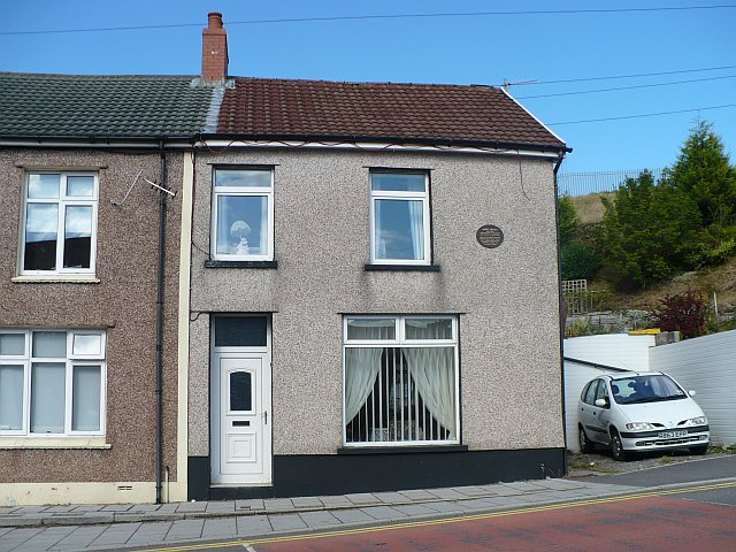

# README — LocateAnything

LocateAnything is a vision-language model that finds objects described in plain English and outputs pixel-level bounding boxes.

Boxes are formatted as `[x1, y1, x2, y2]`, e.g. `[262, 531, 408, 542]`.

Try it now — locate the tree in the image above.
[667, 121, 736, 227]
[558, 195, 578, 246]
[561, 242, 600, 280]
[652, 289, 707, 338]
[597, 171, 701, 290]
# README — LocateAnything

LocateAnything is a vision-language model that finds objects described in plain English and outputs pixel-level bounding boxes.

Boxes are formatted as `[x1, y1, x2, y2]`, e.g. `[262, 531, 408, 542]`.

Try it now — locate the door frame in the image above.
[210, 314, 272, 487]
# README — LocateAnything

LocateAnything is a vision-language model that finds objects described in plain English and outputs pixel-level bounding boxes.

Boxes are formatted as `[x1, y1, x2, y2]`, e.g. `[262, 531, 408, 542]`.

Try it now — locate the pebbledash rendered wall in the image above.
[0, 149, 182, 505]
[188, 148, 564, 498]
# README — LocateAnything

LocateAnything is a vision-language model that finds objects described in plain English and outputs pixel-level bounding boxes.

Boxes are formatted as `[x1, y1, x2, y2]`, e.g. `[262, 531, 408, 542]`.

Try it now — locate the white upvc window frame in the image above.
[342, 315, 460, 447]
[19, 171, 99, 277]
[211, 167, 275, 262]
[0, 329, 106, 437]
[369, 170, 432, 266]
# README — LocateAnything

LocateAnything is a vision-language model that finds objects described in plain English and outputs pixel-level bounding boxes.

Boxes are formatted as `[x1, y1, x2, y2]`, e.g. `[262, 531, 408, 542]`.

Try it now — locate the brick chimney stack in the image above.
[201, 12, 228, 82]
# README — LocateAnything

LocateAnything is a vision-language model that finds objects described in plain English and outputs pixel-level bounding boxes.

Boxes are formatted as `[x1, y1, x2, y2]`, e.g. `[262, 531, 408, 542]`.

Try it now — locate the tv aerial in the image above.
[111, 169, 176, 206]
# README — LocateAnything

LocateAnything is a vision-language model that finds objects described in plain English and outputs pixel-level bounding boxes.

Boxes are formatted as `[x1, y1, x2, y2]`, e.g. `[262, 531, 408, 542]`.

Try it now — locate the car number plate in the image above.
[658, 430, 688, 439]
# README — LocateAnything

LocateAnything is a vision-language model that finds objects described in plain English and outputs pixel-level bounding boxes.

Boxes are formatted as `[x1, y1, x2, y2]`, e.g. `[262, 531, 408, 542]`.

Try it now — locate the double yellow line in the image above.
[139, 480, 736, 552]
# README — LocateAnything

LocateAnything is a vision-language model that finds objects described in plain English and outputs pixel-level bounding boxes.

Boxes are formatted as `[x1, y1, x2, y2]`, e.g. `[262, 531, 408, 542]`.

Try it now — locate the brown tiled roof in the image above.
[217, 78, 566, 151]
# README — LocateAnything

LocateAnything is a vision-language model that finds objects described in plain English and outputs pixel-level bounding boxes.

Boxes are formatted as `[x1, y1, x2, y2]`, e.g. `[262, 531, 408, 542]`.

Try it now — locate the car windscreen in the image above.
[610, 374, 687, 405]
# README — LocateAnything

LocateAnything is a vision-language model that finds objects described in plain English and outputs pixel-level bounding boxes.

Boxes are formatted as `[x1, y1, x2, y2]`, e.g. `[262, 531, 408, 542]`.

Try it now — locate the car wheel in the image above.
[610, 429, 628, 461]
[689, 444, 708, 455]
[579, 426, 594, 453]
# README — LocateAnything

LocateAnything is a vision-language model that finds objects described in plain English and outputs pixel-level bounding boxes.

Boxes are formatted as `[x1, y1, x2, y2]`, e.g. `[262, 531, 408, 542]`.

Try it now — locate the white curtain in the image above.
[0, 365, 24, 430]
[375, 200, 386, 258]
[403, 347, 455, 438]
[344, 348, 383, 423]
[408, 200, 423, 260]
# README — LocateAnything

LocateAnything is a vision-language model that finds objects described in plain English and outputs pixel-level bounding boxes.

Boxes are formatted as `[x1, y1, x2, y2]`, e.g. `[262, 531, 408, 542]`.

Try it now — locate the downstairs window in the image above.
[343, 316, 459, 446]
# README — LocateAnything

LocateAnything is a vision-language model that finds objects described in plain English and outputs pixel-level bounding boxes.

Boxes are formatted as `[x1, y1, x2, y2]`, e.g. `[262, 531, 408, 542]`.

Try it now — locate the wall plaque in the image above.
[476, 224, 504, 249]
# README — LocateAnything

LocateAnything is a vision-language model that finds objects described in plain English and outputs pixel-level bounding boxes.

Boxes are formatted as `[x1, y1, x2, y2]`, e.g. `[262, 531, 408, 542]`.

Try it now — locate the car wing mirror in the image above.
[689, 390, 696, 397]
[595, 398, 608, 408]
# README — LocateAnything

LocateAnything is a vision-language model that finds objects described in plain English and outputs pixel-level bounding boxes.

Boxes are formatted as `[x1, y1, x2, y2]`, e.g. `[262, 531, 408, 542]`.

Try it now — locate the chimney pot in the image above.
[201, 12, 228, 82]
[207, 12, 223, 30]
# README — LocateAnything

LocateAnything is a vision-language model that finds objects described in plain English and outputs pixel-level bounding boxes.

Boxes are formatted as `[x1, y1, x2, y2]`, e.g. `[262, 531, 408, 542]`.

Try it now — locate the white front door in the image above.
[211, 354, 272, 486]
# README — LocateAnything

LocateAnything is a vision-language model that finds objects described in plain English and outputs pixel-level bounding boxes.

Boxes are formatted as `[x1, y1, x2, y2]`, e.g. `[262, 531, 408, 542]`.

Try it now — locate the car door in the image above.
[579, 379, 601, 443]
[593, 379, 613, 445]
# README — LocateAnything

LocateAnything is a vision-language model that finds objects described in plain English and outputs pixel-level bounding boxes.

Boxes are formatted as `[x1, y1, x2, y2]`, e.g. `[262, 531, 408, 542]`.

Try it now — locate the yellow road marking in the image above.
[139, 480, 736, 552]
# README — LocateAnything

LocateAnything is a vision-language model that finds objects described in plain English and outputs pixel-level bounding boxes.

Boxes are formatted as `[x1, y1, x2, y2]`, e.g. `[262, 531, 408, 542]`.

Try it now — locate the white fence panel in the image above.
[650, 330, 736, 446]
[565, 334, 655, 372]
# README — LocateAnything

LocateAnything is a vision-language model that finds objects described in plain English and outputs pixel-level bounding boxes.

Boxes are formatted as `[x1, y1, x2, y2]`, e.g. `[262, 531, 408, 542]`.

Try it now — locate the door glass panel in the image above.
[0, 365, 24, 430]
[0, 333, 25, 356]
[30, 362, 65, 433]
[214, 317, 267, 347]
[63, 205, 92, 268]
[24, 203, 58, 271]
[230, 371, 252, 412]
[72, 365, 101, 431]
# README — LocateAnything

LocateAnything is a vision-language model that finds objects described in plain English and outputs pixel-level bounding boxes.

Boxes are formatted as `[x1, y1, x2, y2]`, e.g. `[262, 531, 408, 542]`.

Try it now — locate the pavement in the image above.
[0, 455, 734, 551]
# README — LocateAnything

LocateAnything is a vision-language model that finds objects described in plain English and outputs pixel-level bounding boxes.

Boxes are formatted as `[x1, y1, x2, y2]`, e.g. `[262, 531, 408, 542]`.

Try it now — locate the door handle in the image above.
[263, 410, 268, 425]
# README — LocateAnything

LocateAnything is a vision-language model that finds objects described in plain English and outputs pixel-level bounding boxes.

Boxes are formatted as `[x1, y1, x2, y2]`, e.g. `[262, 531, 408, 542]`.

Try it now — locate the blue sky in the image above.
[2, 1, 735, 173]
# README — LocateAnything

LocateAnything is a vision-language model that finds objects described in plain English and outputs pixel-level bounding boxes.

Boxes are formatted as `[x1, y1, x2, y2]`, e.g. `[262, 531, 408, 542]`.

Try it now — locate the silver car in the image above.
[578, 372, 710, 460]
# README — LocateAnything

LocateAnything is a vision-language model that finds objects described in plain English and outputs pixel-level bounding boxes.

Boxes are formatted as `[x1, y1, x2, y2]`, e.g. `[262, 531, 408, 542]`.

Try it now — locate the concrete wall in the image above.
[189, 148, 563, 456]
[650, 330, 736, 445]
[0, 149, 181, 484]
[564, 334, 655, 372]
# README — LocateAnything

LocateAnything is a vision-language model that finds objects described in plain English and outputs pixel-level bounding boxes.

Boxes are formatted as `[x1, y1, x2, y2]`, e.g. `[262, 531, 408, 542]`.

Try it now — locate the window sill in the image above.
[364, 264, 440, 272]
[11, 275, 100, 284]
[337, 444, 467, 455]
[204, 260, 278, 269]
[0, 437, 110, 450]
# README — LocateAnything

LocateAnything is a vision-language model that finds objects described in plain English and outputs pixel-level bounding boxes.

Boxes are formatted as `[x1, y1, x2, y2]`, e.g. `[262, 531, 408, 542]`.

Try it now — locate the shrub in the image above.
[652, 289, 707, 338]
[558, 195, 578, 246]
[561, 242, 600, 280]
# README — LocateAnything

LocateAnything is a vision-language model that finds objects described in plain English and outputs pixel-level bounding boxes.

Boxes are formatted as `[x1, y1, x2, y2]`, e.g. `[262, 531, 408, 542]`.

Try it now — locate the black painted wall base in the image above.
[189, 448, 565, 501]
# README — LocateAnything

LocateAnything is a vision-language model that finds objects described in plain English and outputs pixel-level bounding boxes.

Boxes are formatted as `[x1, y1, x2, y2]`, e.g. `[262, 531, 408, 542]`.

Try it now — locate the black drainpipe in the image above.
[553, 152, 567, 476]
[155, 142, 168, 504]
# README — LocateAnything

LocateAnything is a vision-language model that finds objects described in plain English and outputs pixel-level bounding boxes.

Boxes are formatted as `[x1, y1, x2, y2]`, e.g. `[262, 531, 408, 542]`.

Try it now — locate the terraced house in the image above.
[0, 12, 570, 506]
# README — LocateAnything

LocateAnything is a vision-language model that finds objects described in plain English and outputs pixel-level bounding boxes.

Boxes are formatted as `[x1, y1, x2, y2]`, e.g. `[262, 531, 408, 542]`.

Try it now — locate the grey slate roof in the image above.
[0, 73, 215, 139]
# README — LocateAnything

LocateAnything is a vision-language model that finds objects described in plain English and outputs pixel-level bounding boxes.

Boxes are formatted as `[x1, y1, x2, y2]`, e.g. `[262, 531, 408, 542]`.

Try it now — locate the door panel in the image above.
[211, 354, 271, 486]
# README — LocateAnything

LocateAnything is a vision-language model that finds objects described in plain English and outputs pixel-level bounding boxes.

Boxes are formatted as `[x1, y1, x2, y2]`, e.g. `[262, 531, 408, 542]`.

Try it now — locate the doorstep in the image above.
[0, 478, 619, 529]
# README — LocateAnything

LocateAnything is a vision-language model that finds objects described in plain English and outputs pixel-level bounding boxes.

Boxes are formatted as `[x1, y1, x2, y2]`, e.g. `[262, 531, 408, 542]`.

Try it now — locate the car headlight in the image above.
[683, 416, 707, 426]
[625, 422, 655, 431]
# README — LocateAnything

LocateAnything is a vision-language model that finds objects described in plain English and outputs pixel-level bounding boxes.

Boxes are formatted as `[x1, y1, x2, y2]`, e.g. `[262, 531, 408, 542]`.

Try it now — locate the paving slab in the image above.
[361, 505, 407, 521]
[421, 501, 466, 515]
[393, 503, 437, 516]
[202, 517, 237, 538]
[100, 504, 133, 513]
[176, 502, 208, 513]
[299, 510, 341, 528]
[0, 527, 43, 552]
[12, 526, 75, 551]
[125, 521, 172, 546]
[268, 513, 307, 531]
[205, 501, 235, 514]
[165, 519, 204, 541]
[501, 481, 548, 492]
[330, 508, 374, 524]
[89, 522, 141, 546]
[319, 495, 353, 508]
[373, 492, 407, 505]
[263, 498, 295, 512]
[291, 497, 323, 509]
[345, 493, 381, 506]
[398, 489, 438, 501]
[51, 525, 106, 549]
[425, 487, 466, 500]
[453, 485, 491, 497]
[236, 515, 272, 536]
[236, 499, 264, 512]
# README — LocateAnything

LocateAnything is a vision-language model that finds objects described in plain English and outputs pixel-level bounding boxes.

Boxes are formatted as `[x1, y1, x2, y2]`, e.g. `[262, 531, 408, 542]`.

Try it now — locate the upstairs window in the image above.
[20, 172, 98, 276]
[369, 171, 431, 265]
[212, 168, 274, 261]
